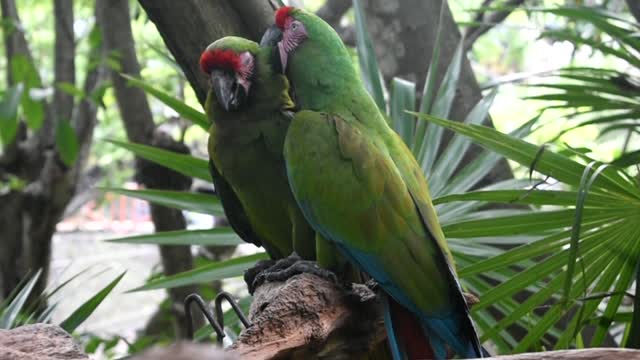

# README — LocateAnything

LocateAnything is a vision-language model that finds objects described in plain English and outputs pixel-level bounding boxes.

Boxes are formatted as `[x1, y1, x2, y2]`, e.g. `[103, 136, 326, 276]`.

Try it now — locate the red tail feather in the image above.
[389, 298, 435, 360]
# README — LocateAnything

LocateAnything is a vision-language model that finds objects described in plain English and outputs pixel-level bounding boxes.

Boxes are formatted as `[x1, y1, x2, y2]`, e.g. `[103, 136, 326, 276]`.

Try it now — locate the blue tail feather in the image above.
[420, 314, 479, 358]
[330, 243, 482, 359]
[382, 295, 405, 360]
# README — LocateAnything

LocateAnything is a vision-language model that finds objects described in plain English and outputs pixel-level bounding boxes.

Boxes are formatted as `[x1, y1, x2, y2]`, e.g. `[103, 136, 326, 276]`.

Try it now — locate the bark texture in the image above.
[361, 0, 513, 186]
[137, 0, 274, 105]
[0, 0, 105, 301]
[0, 324, 88, 360]
[227, 274, 639, 359]
[97, 0, 200, 338]
[229, 273, 386, 360]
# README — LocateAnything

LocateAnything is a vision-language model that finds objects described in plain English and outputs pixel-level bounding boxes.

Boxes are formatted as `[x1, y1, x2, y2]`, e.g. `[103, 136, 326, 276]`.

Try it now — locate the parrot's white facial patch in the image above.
[237, 51, 255, 94]
[278, 17, 308, 72]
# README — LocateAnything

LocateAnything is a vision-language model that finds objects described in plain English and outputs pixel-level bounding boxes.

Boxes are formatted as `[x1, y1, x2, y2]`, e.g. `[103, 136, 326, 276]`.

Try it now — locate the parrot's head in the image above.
[200, 38, 257, 112]
[273, 6, 310, 73]
[272, 6, 356, 110]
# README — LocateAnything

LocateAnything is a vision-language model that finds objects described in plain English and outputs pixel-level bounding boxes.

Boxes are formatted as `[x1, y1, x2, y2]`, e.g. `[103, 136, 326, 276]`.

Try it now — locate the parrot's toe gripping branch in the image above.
[244, 259, 277, 294]
[249, 253, 338, 293]
[184, 291, 251, 345]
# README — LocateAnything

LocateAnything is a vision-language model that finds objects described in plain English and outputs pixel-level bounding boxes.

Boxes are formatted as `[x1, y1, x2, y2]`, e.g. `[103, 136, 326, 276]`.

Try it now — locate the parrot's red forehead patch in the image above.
[199, 49, 241, 75]
[275, 6, 295, 29]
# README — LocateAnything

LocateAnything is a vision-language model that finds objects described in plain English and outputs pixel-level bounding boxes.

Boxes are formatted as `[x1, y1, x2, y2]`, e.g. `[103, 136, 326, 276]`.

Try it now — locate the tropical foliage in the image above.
[526, 7, 640, 165]
[0, 269, 125, 332]
[102, 0, 640, 354]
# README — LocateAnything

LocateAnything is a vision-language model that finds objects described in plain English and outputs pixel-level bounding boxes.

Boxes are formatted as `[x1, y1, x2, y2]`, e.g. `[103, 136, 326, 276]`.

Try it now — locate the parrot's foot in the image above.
[250, 252, 338, 293]
[244, 259, 276, 295]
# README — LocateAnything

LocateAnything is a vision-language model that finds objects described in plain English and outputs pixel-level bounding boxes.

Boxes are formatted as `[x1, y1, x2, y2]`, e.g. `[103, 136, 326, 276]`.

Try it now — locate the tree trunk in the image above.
[0, 0, 105, 302]
[97, 0, 201, 338]
[137, 0, 274, 106]
[361, 0, 513, 186]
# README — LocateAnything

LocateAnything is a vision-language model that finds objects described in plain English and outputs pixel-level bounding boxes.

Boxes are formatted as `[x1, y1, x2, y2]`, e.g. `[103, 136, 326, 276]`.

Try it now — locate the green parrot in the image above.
[200, 35, 352, 293]
[272, 7, 483, 359]
[200, 36, 316, 263]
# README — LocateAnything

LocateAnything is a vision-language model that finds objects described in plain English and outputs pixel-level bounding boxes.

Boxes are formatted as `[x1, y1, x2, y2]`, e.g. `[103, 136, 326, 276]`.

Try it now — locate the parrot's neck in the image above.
[287, 36, 363, 113]
[288, 41, 388, 133]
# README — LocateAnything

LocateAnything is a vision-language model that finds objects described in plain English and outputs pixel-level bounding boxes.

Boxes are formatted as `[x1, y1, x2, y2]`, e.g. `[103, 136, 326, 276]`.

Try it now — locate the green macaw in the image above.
[200, 36, 316, 262]
[200, 35, 354, 289]
[272, 7, 483, 359]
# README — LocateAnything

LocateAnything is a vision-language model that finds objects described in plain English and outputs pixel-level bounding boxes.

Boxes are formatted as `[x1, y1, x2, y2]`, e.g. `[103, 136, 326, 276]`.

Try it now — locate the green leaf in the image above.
[89, 82, 111, 108]
[56, 119, 80, 166]
[418, 39, 465, 176]
[538, 7, 640, 51]
[59, 271, 126, 333]
[612, 149, 640, 167]
[412, 1, 445, 154]
[412, 112, 640, 199]
[443, 210, 600, 238]
[0, 83, 23, 146]
[390, 78, 416, 145]
[0, 270, 41, 329]
[88, 25, 102, 51]
[627, 262, 640, 348]
[122, 74, 209, 130]
[56, 82, 85, 99]
[430, 88, 498, 195]
[130, 253, 267, 291]
[589, 247, 638, 346]
[107, 228, 242, 247]
[11, 55, 44, 129]
[100, 188, 223, 215]
[434, 189, 622, 207]
[145, 42, 182, 75]
[418, 2, 446, 115]
[562, 162, 606, 307]
[106, 139, 211, 182]
[352, 0, 386, 112]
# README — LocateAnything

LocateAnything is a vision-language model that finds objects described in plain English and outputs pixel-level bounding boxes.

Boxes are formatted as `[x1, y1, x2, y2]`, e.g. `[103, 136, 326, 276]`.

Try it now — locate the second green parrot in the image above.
[200, 36, 316, 261]
[273, 7, 483, 360]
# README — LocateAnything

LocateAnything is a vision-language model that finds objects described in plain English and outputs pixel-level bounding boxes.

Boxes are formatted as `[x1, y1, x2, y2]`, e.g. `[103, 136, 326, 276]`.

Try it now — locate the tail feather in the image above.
[384, 295, 435, 360]
[384, 293, 483, 359]
[420, 313, 480, 358]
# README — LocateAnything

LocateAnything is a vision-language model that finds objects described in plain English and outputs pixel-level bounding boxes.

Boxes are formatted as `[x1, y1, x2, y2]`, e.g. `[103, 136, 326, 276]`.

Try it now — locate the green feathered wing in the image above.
[279, 8, 483, 358]
[284, 110, 481, 359]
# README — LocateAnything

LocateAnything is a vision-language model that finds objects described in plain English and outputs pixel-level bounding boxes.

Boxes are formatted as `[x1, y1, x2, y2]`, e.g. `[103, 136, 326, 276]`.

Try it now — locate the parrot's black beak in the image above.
[260, 25, 285, 74]
[211, 69, 246, 112]
[260, 24, 283, 47]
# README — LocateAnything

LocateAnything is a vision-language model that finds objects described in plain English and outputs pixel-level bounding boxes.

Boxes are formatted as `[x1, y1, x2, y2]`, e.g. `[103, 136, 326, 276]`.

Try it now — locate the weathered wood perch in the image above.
[226, 273, 640, 360]
[229, 273, 387, 359]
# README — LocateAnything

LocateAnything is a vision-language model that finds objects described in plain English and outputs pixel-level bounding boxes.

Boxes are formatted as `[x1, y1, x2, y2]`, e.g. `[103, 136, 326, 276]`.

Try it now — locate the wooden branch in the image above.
[229, 273, 386, 359]
[485, 349, 640, 359]
[49, 0, 75, 139]
[98, 0, 155, 145]
[99, 0, 202, 338]
[463, 0, 526, 53]
[0, 0, 35, 84]
[227, 273, 640, 359]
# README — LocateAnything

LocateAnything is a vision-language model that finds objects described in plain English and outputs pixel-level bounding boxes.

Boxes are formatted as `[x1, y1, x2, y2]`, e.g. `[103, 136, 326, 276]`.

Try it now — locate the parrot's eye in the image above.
[291, 22, 298, 30]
